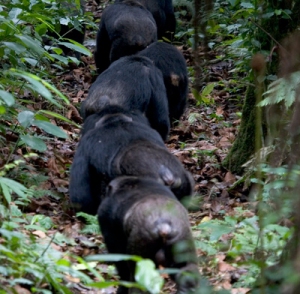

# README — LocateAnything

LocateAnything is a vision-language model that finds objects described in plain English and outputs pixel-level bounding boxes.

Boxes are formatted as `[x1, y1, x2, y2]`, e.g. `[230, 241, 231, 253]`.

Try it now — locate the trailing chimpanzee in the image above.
[138, 42, 188, 123]
[115, 0, 176, 40]
[98, 176, 200, 294]
[81, 55, 170, 140]
[69, 106, 194, 215]
[94, 0, 157, 74]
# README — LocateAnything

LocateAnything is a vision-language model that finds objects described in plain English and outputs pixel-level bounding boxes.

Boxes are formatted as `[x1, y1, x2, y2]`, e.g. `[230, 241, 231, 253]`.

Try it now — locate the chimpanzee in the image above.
[94, 0, 157, 74]
[138, 42, 188, 123]
[81, 55, 170, 141]
[115, 0, 176, 40]
[69, 106, 194, 215]
[98, 176, 200, 294]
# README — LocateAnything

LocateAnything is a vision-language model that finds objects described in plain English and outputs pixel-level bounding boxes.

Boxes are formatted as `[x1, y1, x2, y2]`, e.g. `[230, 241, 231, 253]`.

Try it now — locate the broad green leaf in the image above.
[88, 281, 120, 288]
[0, 182, 12, 204]
[68, 56, 81, 65]
[20, 134, 47, 152]
[2, 42, 26, 54]
[240, 2, 254, 9]
[135, 259, 163, 294]
[22, 57, 39, 67]
[50, 54, 69, 65]
[74, 256, 104, 282]
[24, 224, 47, 231]
[8, 69, 63, 107]
[0, 90, 15, 106]
[86, 254, 143, 263]
[38, 110, 80, 127]
[51, 47, 64, 55]
[0, 177, 27, 199]
[198, 222, 234, 241]
[0, 266, 8, 276]
[88, 281, 138, 289]
[0, 105, 6, 114]
[16, 35, 44, 56]
[60, 17, 72, 26]
[274, 9, 282, 15]
[53, 232, 76, 246]
[228, 0, 239, 6]
[191, 88, 201, 103]
[34, 113, 50, 122]
[11, 278, 33, 286]
[201, 83, 215, 96]
[33, 120, 68, 139]
[18, 111, 34, 128]
[73, 262, 98, 270]
[8, 8, 22, 23]
[58, 41, 92, 56]
[8, 70, 52, 99]
[40, 80, 69, 104]
[30, 215, 53, 230]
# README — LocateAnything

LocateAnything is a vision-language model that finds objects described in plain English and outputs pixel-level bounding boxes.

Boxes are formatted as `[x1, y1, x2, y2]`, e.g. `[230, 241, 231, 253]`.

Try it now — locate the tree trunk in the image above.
[222, 1, 297, 174]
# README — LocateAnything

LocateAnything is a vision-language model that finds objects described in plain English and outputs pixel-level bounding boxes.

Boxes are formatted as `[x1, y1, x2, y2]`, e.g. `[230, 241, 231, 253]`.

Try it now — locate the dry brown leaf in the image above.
[221, 280, 232, 290]
[52, 178, 69, 187]
[14, 285, 31, 294]
[216, 107, 224, 116]
[224, 171, 236, 184]
[200, 144, 218, 151]
[218, 136, 233, 148]
[218, 261, 236, 272]
[48, 157, 60, 174]
[231, 288, 251, 294]
[51, 242, 62, 251]
[65, 274, 80, 283]
[32, 230, 46, 238]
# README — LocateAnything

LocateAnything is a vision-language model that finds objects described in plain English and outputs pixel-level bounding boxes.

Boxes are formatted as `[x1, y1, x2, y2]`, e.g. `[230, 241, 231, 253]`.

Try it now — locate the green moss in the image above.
[222, 86, 260, 174]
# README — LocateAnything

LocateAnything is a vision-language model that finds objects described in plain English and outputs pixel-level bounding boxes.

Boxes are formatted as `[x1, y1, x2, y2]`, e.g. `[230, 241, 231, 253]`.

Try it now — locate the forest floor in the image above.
[19, 1, 253, 293]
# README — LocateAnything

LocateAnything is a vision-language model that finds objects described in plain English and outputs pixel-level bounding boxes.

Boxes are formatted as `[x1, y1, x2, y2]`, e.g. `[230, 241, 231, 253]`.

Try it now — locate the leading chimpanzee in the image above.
[98, 176, 200, 294]
[115, 0, 176, 40]
[69, 106, 194, 215]
[138, 42, 188, 123]
[94, 0, 157, 74]
[81, 55, 170, 141]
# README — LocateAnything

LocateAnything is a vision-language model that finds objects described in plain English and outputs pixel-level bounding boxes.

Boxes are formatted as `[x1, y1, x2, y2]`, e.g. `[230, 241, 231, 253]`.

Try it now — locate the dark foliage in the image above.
[46, 0, 86, 58]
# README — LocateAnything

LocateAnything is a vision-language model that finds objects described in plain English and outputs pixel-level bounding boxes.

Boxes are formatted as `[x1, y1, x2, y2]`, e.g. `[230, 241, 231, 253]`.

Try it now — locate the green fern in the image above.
[258, 71, 300, 108]
[76, 212, 100, 235]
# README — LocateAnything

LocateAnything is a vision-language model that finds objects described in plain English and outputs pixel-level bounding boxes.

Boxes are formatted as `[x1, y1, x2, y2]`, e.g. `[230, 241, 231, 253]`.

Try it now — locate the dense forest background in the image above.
[1, 0, 300, 293]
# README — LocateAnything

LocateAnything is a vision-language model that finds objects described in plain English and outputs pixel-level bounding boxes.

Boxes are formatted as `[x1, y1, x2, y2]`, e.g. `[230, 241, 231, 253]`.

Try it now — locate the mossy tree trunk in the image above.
[223, 1, 298, 174]
[222, 85, 259, 174]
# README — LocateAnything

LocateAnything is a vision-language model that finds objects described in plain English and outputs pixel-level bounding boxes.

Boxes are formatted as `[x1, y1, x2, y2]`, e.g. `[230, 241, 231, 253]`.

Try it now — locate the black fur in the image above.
[138, 42, 188, 122]
[81, 55, 170, 140]
[115, 0, 176, 40]
[94, 0, 157, 74]
[98, 176, 200, 294]
[69, 106, 194, 215]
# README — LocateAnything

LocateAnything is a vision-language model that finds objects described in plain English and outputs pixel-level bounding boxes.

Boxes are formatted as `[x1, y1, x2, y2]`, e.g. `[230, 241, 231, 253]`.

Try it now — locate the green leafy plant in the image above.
[192, 83, 216, 105]
[77, 212, 100, 235]
[86, 254, 164, 293]
[194, 207, 292, 288]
